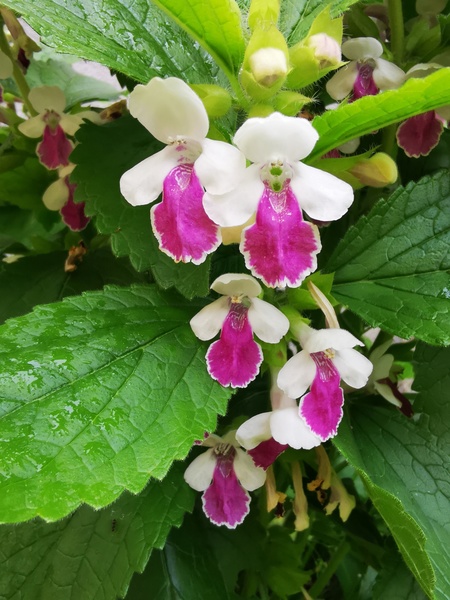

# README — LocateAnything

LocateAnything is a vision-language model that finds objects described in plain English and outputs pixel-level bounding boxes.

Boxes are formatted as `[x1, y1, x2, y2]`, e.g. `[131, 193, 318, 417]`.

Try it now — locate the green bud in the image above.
[189, 84, 232, 118]
[248, 0, 280, 30]
[274, 91, 311, 116]
[247, 103, 274, 118]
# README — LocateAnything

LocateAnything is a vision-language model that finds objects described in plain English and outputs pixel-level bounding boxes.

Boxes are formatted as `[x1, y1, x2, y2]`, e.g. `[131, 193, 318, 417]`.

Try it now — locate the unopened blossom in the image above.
[184, 432, 266, 528]
[43, 164, 90, 231]
[18, 86, 98, 169]
[204, 112, 354, 288]
[190, 273, 289, 388]
[307, 33, 342, 68]
[326, 37, 405, 101]
[119, 77, 245, 265]
[278, 324, 373, 441]
[0, 48, 14, 104]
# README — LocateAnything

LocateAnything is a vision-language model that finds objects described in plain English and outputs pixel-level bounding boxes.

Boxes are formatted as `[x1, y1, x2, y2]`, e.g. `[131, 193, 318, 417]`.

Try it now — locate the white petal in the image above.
[236, 412, 272, 450]
[277, 351, 316, 399]
[291, 162, 354, 221]
[332, 348, 373, 388]
[233, 449, 266, 491]
[183, 449, 216, 491]
[211, 273, 261, 298]
[248, 298, 289, 343]
[234, 112, 319, 163]
[203, 163, 263, 227]
[29, 86, 66, 114]
[373, 59, 405, 90]
[371, 353, 394, 381]
[374, 381, 402, 408]
[338, 137, 360, 154]
[270, 407, 321, 450]
[342, 37, 383, 60]
[42, 179, 69, 210]
[325, 62, 358, 100]
[189, 296, 229, 341]
[119, 146, 178, 206]
[436, 105, 450, 121]
[195, 139, 246, 195]
[302, 328, 364, 354]
[129, 77, 209, 142]
[60, 111, 100, 136]
[18, 115, 45, 138]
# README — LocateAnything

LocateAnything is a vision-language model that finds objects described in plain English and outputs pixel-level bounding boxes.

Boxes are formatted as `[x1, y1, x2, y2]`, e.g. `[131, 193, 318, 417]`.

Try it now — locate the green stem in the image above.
[381, 123, 399, 161]
[387, 0, 404, 66]
[0, 19, 37, 116]
[308, 540, 350, 598]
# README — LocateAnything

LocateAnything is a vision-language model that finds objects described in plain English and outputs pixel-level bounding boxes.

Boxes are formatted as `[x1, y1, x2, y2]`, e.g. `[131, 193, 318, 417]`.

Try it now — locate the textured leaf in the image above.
[0, 206, 65, 252]
[326, 171, 450, 345]
[373, 548, 427, 600]
[72, 118, 211, 299]
[0, 247, 148, 323]
[0, 157, 55, 210]
[0, 285, 231, 522]
[3, 0, 219, 83]
[308, 70, 450, 160]
[150, 0, 245, 76]
[0, 464, 194, 600]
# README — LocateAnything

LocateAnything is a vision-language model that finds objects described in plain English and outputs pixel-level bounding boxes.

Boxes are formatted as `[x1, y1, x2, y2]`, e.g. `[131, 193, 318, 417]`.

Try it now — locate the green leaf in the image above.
[280, 0, 362, 45]
[0, 157, 55, 210]
[150, 0, 245, 77]
[308, 70, 450, 160]
[3, 0, 219, 83]
[0, 206, 65, 252]
[0, 247, 148, 323]
[326, 171, 450, 345]
[0, 284, 231, 522]
[0, 464, 194, 600]
[71, 118, 211, 299]
[373, 547, 427, 600]
[27, 54, 120, 108]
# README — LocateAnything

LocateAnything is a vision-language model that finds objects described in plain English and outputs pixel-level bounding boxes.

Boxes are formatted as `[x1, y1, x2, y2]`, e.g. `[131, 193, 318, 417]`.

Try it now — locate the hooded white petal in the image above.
[60, 111, 100, 136]
[332, 348, 373, 388]
[234, 112, 319, 163]
[42, 179, 69, 210]
[129, 77, 209, 143]
[195, 138, 246, 195]
[233, 448, 266, 491]
[277, 350, 316, 399]
[342, 37, 383, 60]
[373, 59, 405, 90]
[235, 412, 272, 450]
[18, 115, 46, 138]
[326, 62, 358, 100]
[203, 163, 263, 227]
[301, 328, 364, 354]
[184, 448, 216, 491]
[211, 273, 261, 298]
[29, 85, 66, 114]
[248, 297, 289, 343]
[291, 162, 354, 221]
[189, 296, 229, 341]
[270, 407, 321, 449]
[119, 145, 179, 206]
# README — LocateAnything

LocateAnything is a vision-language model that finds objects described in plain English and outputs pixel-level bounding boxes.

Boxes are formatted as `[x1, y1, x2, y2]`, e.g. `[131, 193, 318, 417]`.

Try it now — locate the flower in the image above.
[0, 48, 13, 80]
[277, 324, 373, 440]
[184, 432, 266, 528]
[18, 86, 98, 169]
[119, 77, 245, 265]
[42, 164, 90, 231]
[190, 273, 289, 388]
[203, 112, 354, 288]
[326, 37, 405, 101]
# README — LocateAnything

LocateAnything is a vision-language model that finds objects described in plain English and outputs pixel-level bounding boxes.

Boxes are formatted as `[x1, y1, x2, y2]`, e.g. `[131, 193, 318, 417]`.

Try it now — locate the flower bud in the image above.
[307, 33, 342, 68]
[249, 47, 288, 87]
[189, 84, 232, 118]
[273, 91, 311, 116]
[349, 152, 398, 187]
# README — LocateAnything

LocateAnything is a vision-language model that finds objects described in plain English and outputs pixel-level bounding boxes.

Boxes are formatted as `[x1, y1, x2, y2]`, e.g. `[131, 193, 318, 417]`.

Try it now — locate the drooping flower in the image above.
[203, 112, 354, 288]
[277, 323, 373, 441]
[190, 273, 289, 388]
[326, 37, 405, 101]
[184, 432, 266, 528]
[42, 164, 90, 231]
[18, 86, 98, 169]
[119, 77, 245, 265]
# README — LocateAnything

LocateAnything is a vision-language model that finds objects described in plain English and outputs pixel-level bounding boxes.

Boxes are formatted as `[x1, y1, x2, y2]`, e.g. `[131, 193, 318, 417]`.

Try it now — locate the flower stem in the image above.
[0, 19, 37, 116]
[387, 0, 404, 66]
[308, 540, 350, 598]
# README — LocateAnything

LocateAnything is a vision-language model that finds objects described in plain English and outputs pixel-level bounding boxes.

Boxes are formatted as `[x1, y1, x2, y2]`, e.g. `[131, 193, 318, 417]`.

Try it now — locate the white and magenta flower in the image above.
[119, 77, 245, 265]
[326, 37, 405, 101]
[190, 273, 289, 388]
[18, 86, 98, 169]
[236, 390, 321, 469]
[42, 164, 90, 231]
[203, 112, 354, 288]
[184, 432, 266, 528]
[277, 324, 373, 441]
